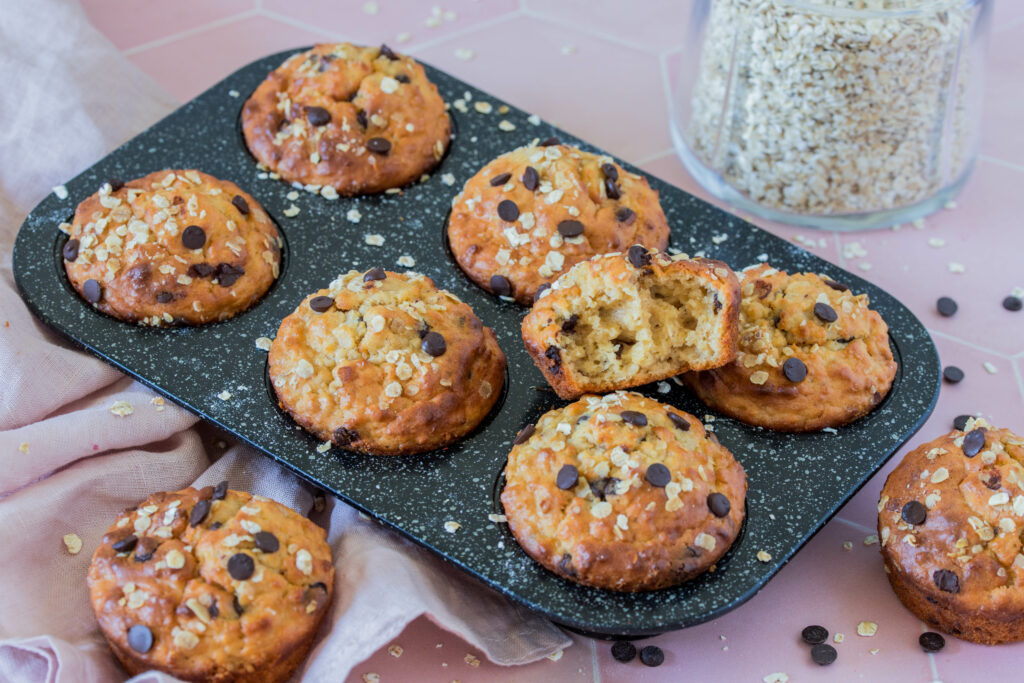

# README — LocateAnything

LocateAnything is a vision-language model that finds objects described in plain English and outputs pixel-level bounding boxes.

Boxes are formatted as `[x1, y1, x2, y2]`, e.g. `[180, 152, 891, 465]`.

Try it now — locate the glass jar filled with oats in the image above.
[672, 0, 991, 230]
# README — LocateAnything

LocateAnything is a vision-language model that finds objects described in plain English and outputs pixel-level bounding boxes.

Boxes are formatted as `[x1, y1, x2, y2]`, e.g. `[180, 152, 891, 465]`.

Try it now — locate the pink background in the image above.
[78, 1, 1024, 681]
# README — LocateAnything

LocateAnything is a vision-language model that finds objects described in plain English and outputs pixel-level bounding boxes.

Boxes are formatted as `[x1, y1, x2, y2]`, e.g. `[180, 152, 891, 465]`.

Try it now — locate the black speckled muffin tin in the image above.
[13, 48, 940, 638]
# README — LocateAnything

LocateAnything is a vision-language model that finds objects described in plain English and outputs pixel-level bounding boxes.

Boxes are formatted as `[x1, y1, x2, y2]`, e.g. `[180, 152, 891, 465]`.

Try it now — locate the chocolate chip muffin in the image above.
[522, 248, 740, 399]
[447, 141, 670, 304]
[242, 43, 450, 196]
[878, 419, 1024, 645]
[268, 269, 506, 455]
[87, 484, 334, 681]
[63, 170, 281, 326]
[500, 392, 746, 591]
[683, 263, 897, 431]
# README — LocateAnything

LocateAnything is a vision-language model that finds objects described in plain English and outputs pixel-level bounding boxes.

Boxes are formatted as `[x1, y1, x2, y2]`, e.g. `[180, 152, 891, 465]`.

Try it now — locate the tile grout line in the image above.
[632, 146, 676, 167]
[1011, 357, 1024, 406]
[657, 52, 677, 148]
[519, 6, 660, 56]
[254, 8, 349, 41]
[122, 9, 259, 56]
[832, 516, 876, 535]
[925, 327, 1015, 359]
[400, 11, 523, 54]
[978, 154, 1024, 173]
[590, 638, 602, 683]
[921, 620, 941, 682]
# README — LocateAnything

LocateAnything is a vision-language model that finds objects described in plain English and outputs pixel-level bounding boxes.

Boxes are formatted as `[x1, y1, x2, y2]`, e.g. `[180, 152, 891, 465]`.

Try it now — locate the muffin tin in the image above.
[13, 48, 940, 637]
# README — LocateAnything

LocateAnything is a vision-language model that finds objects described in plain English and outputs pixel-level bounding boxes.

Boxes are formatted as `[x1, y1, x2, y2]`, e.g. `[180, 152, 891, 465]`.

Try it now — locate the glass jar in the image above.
[671, 0, 992, 230]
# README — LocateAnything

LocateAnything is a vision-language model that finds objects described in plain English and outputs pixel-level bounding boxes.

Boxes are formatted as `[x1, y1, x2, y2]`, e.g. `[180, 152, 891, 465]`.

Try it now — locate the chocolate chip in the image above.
[227, 553, 255, 581]
[707, 492, 731, 517]
[627, 244, 651, 268]
[601, 163, 619, 181]
[782, 357, 807, 383]
[801, 625, 828, 644]
[309, 295, 333, 313]
[943, 365, 964, 383]
[644, 463, 671, 487]
[366, 137, 391, 155]
[639, 645, 664, 667]
[590, 477, 620, 500]
[395, 74, 410, 83]
[983, 471, 1002, 490]
[521, 166, 539, 191]
[811, 643, 837, 666]
[208, 601, 219, 619]
[112, 535, 138, 553]
[544, 345, 561, 371]
[556, 552, 576, 577]
[254, 531, 279, 553]
[533, 283, 550, 302]
[1003, 295, 1022, 312]
[82, 279, 102, 303]
[668, 413, 690, 431]
[107, 178, 125, 192]
[215, 263, 245, 288]
[962, 428, 986, 457]
[212, 480, 228, 500]
[489, 172, 511, 186]
[134, 538, 156, 563]
[901, 500, 926, 525]
[561, 314, 579, 333]
[937, 296, 958, 317]
[421, 331, 446, 357]
[556, 464, 579, 490]
[513, 424, 535, 445]
[127, 624, 153, 654]
[156, 292, 174, 304]
[416, 322, 431, 339]
[231, 195, 250, 215]
[356, 109, 368, 129]
[604, 178, 621, 200]
[823, 278, 849, 291]
[189, 499, 211, 527]
[333, 426, 359, 447]
[615, 207, 636, 225]
[713, 293, 722, 314]
[306, 106, 331, 126]
[379, 44, 399, 60]
[813, 302, 838, 323]
[62, 239, 79, 261]
[621, 410, 647, 427]
[233, 595, 244, 616]
[497, 199, 519, 222]
[953, 415, 971, 430]
[490, 274, 512, 297]
[610, 641, 636, 663]
[919, 632, 945, 653]
[933, 568, 960, 593]
[539, 137, 560, 147]
[363, 267, 387, 282]
[209, 521, 222, 530]
[181, 225, 206, 250]
[188, 263, 215, 278]
[557, 220, 584, 238]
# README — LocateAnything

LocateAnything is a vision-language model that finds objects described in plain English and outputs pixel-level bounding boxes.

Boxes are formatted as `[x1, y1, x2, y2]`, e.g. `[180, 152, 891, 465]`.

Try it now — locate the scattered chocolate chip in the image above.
[82, 279, 102, 303]
[561, 314, 579, 333]
[610, 641, 636, 663]
[933, 568, 960, 593]
[514, 424, 535, 445]
[621, 410, 647, 427]
[813, 302, 838, 323]
[801, 625, 828, 645]
[497, 199, 519, 222]
[190, 499, 211, 527]
[306, 106, 331, 126]
[707, 492, 731, 517]
[590, 476, 620, 500]
[943, 365, 964, 384]
[962, 428, 986, 457]
[366, 137, 391, 155]
[188, 263, 215, 278]
[919, 632, 945, 653]
[156, 292, 174, 304]
[627, 244, 651, 268]
[556, 464, 579, 490]
[667, 413, 690, 431]
[557, 220, 584, 238]
[107, 178, 125, 193]
[395, 74, 410, 83]
[533, 283, 550, 302]
[823, 278, 849, 291]
[615, 207, 636, 225]
[309, 295, 334, 313]
[782, 357, 807, 383]
[62, 239, 80, 261]
[231, 195, 250, 215]
[639, 645, 664, 667]
[215, 263, 245, 287]
[521, 166, 539, 191]
[134, 538, 156, 563]
[489, 172, 511, 186]
[937, 296, 958, 317]
[363, 267, 387, 282]
[181, 225, 206, 250]
[356, 109, 368, 129]
[539, 136, 560, 147]
[490, 274, 512, 297]
[212, 480, 228, 500]
[604, 178, 621, 200]
[254, 531, 279, 553]
[333, 426, 359, 447]
[544, 345, 561, 371]
[601, 163, 619, 181]
[379, 44, 399, 60]
[421, 331, 447, 357]
[644, 463, 671, 487]
[227, 553, 255, 581]
[1003, 295, 1022, 312]
[112, 535, 138, 553]
[811, 643, 837, 666]
[127, 624, 153, 654]
[901, 500, 926, 525]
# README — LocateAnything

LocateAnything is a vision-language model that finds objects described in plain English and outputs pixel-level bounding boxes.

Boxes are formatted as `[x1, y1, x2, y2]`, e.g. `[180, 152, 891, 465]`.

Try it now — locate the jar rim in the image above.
[774, 0, 981, 19]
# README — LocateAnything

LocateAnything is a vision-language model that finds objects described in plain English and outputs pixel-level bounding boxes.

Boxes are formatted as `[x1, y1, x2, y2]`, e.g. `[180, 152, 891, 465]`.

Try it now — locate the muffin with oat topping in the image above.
[878, 419, 1024, 645]
[242, 43, 450, 196]
[683, 263, 896, 431]
[500, 392, 746, 591]
[63, 170, 281, 326]
[268, 268, 506, 455]
[447, 141, 670, 304]
[522, 247, 740, 399]
[87, 483, 333, 681]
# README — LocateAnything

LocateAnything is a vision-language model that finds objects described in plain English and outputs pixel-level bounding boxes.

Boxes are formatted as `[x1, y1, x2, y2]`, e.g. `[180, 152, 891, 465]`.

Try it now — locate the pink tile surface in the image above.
[77, 2, 1024, 681]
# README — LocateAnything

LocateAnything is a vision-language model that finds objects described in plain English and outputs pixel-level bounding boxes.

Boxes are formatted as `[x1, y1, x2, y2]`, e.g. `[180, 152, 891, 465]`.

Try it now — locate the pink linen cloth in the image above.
[0, 1, 571, 681]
